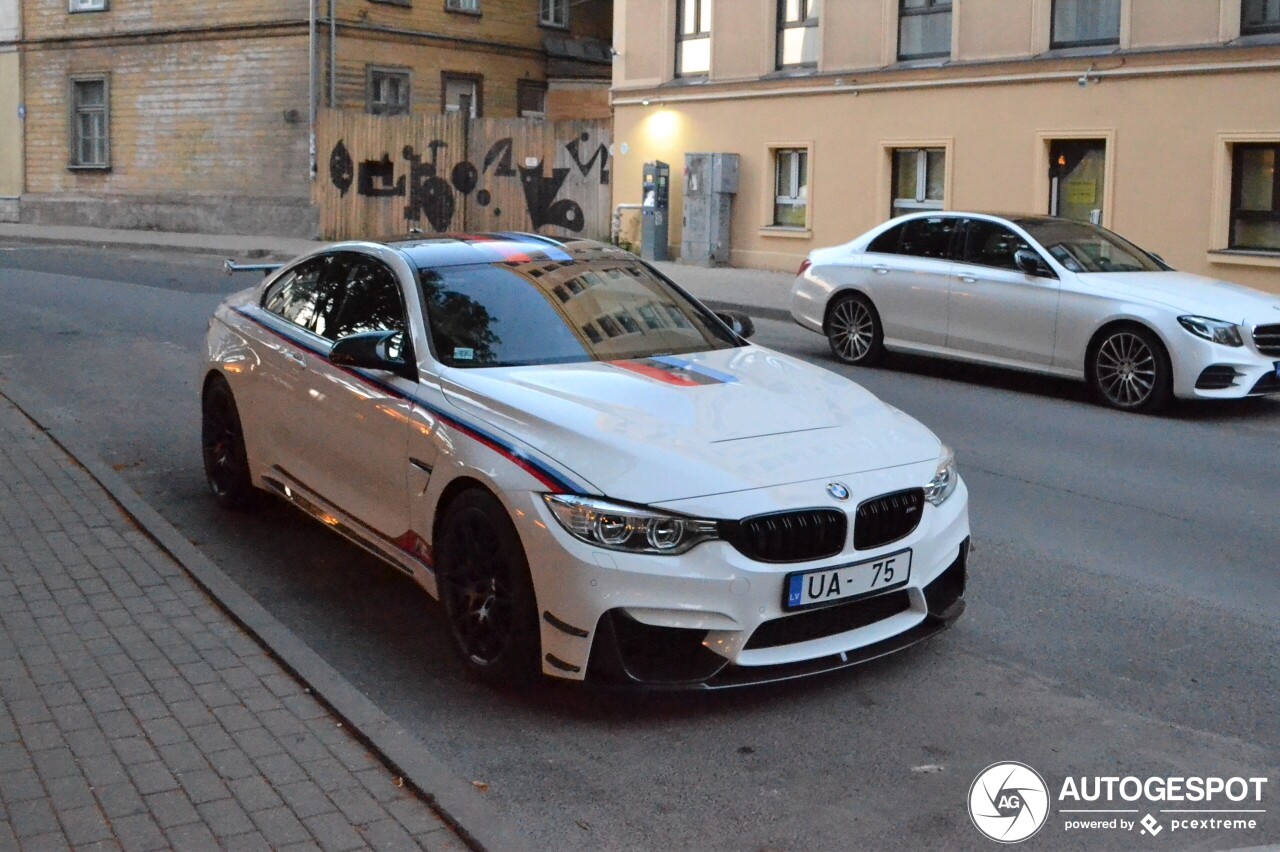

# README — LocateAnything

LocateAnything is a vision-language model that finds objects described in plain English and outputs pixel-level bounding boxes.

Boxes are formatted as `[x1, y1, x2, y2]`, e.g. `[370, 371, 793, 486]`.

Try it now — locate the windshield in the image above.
[417, 259, 739, 368]
[1017, 219, 1164, 273]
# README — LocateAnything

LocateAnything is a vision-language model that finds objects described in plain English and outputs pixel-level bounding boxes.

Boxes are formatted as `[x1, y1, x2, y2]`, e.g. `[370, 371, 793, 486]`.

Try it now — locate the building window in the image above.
[442, 74, 482, 117]
[1230, 143, 1280, 251]
[517, 80, 547, 118]
[540, 0, 568, 27]
[69, 76, 109, 169]
[777, 0, 820, 68]
[1051, 0, 1121, 48]
[898, 0, 951, 60]
[367, 68, 410, 116]
[445, 0, 479, 13]
[891, 148, 945, 218]
[773, 149, 808, 228]
[1242, 0, 1280, 35]
[676, 0, 711, 77]
[69, 0, 106, 11]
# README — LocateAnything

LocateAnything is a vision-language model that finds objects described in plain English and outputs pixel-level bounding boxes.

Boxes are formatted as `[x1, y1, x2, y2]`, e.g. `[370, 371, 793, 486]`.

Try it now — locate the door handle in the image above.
[284, 351, 307, 369]
[957, 275, 977, 284]
[872, 265, 890, 275]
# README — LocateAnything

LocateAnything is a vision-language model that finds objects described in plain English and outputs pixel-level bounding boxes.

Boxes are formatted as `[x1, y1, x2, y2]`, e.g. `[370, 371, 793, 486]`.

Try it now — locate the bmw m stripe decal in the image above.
[614, 356, 739, 387]
[231, 306, 589, 495]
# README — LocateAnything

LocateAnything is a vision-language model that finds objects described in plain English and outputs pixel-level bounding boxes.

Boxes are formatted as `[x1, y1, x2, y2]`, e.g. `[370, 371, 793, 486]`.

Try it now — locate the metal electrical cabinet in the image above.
[681, 153, 739, 266]
[641, 161, 670, 262]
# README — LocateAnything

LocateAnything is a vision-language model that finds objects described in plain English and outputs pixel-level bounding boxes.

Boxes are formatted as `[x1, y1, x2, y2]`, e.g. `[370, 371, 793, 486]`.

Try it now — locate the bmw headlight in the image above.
[923, 445, 958, 506]
[542, 495, 719, 555]
[1177, 315, 1242, 347]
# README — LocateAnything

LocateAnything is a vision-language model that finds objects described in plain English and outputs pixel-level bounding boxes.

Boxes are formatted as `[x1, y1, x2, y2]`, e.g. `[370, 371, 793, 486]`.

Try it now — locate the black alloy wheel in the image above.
[201, 376, 255, 509]
[1089, 326, 1172, 412]
[436, 489, 540, 685]
[826, 292, 885, 366]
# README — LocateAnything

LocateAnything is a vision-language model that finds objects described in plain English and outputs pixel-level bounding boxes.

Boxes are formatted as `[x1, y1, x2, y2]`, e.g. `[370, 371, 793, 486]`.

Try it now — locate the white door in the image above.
[863, 216, 959, 348]
[299, 253, 414, 539]
[946, 219, 1060, 366]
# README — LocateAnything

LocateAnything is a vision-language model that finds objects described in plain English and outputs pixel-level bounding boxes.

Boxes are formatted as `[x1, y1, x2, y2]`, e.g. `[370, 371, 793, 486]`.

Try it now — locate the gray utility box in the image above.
[681, 152, 739, 266]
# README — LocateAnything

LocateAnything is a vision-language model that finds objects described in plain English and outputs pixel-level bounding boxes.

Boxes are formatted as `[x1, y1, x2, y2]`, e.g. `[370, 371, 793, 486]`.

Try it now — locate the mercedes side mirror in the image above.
[1014, 249, 1048, 277]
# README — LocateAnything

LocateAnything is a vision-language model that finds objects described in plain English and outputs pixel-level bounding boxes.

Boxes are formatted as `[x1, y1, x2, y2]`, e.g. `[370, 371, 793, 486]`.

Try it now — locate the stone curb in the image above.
[0, 380, 530, 852]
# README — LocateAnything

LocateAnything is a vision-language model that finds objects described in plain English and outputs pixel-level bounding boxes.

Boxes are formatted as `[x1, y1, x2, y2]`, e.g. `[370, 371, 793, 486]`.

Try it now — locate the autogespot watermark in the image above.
[967, 763, 1269, 843]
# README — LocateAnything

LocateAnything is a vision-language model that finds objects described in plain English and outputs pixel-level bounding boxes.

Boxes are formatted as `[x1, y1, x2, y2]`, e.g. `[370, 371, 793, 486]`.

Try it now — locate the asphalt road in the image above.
[2, 241, 1277, 851]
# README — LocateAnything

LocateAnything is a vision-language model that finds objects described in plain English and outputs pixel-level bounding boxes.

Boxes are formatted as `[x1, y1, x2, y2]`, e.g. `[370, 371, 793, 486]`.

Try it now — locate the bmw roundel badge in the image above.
[826, 482, 850, 501]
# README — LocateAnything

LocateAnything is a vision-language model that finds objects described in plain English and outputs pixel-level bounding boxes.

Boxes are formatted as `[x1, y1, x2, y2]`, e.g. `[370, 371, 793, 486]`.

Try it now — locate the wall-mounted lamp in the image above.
[1076, 64, 1098, 87]
[642, 99, 651, 106]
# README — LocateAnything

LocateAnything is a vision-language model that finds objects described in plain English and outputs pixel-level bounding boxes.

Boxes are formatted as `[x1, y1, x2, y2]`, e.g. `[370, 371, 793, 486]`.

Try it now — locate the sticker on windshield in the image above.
[453, 347, 475, 362]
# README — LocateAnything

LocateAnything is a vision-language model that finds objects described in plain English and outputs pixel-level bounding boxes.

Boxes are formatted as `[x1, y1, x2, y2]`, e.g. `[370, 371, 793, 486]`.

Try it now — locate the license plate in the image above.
[784, 549, 912, 611]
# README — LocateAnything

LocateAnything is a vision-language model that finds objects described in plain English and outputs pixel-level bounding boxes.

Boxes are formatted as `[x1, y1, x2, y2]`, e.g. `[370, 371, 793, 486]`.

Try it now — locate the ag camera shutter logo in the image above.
[969, 762, 1051, 843]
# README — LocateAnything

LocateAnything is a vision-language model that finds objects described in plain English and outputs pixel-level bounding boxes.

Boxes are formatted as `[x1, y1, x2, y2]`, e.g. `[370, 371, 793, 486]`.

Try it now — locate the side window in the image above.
[328, 258, 408, 343]
[898, 216, 959, 260]
[867, 223, 906, 255]
[961, 220, 1032, 271]
[262, 256, 346, 335]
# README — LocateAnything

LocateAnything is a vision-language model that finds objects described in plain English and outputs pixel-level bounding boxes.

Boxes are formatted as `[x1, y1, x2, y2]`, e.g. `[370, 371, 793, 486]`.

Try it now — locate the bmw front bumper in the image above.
[512, 463, 971, 687]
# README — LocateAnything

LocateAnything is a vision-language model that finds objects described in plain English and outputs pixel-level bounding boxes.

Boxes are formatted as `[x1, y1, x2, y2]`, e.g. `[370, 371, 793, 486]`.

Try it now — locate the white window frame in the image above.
[891, 148, 946, 217]
[540, 0, 569, 28]
[69, 0, 107, 11]
[676, 0, 712, 77]
[773, 148, 809, 228]
[68, 75, 110, 170]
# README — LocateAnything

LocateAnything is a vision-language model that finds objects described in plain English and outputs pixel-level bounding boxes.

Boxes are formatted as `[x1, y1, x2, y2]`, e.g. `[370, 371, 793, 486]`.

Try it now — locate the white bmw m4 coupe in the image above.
[203, 235, 969, 688]
[790, 213, 1280, 412]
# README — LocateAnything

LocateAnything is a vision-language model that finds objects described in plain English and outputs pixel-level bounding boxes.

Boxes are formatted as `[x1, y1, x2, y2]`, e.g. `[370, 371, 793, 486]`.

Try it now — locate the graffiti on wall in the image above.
[327, 132, 610, 233]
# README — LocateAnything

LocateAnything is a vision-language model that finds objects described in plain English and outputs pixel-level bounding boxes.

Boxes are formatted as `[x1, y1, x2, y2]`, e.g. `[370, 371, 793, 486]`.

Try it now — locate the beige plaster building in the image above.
[611, 0, 1280, 294]
[0, 0, 21, 221]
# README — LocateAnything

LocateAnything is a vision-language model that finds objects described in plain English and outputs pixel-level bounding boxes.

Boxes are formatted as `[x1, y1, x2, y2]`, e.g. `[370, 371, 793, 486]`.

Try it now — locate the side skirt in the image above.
[260, 469, 439, 598]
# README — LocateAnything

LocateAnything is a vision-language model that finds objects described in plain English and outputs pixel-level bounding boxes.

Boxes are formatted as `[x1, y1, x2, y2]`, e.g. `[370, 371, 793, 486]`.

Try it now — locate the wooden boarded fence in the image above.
[315, 110, 612, 242]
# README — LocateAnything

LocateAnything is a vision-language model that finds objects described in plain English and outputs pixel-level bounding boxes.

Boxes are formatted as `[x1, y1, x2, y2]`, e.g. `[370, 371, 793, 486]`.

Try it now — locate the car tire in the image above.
[826, 292, 885, 366]
[201, 375, 256, 510]
[1088, 326, 1172, 413]
[436, 489, 541, 686]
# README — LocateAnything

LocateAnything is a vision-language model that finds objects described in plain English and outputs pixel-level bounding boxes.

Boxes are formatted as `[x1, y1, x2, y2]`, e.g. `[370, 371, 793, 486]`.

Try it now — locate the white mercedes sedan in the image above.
[202, 235, 969, 688]
[790, 213, 1280, 412]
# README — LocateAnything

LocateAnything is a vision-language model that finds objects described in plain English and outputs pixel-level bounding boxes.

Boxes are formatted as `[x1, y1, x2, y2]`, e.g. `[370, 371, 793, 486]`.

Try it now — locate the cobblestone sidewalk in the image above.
[0, 394, 464, 851]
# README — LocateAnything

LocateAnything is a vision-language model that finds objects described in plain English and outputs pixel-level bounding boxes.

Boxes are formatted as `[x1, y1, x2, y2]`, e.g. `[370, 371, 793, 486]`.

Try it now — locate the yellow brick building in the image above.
[16, 0, 612, 236]
[0, 0, 20, 221]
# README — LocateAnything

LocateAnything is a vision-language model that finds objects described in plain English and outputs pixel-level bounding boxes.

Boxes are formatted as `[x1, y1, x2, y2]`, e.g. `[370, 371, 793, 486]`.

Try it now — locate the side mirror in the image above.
[330, 330, 417, 381]
[1014, 248, 1050, 277]
[715, 310, 755, 340]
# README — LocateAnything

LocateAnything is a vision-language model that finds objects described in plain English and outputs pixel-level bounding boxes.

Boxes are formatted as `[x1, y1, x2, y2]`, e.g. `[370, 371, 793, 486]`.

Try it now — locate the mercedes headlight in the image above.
[542, 495, 719, 555]
[1177, 316, 1242, 347]
[923, 445, 958, 506]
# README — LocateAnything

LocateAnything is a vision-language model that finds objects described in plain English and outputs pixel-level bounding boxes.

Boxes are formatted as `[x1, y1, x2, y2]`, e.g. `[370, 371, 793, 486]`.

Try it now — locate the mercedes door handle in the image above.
[284, 351, 307, 369]
[957, 275, 977, 284]
[872, 266, 890, 275]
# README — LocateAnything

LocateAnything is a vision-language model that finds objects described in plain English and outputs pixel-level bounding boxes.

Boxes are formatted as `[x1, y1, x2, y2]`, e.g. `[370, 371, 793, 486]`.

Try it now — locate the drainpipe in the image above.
[308, 0, 317, 180]
[328, 0, 336, 108]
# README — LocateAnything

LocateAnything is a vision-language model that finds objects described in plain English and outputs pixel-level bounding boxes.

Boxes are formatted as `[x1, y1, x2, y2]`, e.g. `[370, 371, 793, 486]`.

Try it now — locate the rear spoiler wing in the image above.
[223, 259, 283, 277]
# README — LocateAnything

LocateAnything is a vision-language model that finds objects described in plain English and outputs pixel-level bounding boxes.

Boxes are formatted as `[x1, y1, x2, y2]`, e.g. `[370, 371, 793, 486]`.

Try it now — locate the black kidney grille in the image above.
[854, 489, 925, 550]
[1254, 324, 1280, 356]
[721, 509, 847, 564]
[744, 590, 911, 650]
